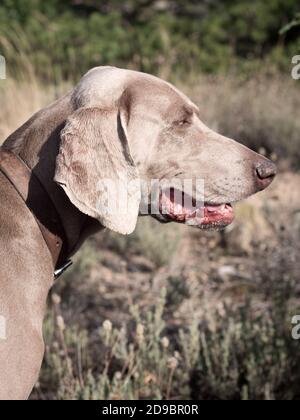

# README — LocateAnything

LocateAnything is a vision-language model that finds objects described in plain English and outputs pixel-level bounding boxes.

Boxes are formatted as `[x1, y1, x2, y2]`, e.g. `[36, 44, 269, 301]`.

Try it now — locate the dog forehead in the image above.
[72, 66, 195, 110]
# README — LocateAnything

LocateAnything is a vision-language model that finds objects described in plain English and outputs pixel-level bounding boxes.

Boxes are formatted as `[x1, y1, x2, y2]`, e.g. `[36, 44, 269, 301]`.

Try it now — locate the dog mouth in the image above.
[158, 189, 234, 230]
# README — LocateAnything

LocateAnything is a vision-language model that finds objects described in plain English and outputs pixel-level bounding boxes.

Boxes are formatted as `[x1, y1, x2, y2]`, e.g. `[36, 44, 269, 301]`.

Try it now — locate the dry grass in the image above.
[0, 76, 69, 142]
[101, 218, 182, 268]
[181, 74, 300, 168]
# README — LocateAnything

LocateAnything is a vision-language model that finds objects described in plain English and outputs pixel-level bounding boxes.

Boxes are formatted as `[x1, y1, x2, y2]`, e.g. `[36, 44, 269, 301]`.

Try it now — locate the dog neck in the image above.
[2, 93, 103, 259]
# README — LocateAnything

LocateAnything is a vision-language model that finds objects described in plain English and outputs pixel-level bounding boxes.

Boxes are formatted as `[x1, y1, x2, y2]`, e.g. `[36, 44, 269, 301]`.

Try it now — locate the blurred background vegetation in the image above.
[0, 0, 300, 401]
[0, 0, 299, 81]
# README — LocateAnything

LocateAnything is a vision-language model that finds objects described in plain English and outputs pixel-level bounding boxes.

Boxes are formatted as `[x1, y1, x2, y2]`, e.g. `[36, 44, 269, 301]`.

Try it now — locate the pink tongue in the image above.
[160, 191, 234, 227]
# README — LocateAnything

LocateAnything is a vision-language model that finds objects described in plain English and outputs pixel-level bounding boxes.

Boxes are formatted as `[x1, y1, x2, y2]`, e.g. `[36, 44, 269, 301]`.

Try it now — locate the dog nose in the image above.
[255, 160, 277, 189]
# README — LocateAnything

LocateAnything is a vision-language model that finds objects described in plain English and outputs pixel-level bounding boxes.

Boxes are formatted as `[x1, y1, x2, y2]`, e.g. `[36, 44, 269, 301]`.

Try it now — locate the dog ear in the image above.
[54, 103, 141, 235]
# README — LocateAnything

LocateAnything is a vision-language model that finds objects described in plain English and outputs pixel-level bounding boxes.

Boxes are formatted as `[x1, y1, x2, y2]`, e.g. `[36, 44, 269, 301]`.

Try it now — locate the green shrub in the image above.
[33, 284, 300, 400]
[0, 0, 299, 81]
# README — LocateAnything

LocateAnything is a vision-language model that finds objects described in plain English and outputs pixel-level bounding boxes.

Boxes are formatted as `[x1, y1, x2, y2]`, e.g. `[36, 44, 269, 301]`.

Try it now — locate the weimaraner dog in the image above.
[0, 66, 276, 399]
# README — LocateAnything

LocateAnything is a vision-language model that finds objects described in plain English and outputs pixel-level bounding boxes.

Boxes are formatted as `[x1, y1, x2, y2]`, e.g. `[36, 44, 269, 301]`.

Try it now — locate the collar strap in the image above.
[0, 148, 69, 275]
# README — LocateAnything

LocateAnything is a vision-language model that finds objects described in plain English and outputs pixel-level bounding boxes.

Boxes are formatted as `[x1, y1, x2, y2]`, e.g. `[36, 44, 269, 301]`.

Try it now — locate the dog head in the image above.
[55, 67, 276, 234]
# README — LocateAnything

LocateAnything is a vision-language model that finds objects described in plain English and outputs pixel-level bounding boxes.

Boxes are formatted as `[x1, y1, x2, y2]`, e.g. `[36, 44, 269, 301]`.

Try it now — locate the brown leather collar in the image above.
[0, 148, 70, 276]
